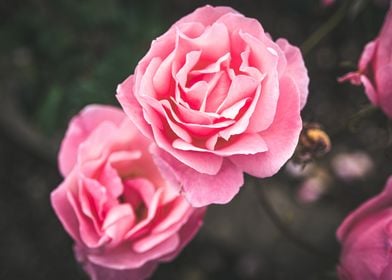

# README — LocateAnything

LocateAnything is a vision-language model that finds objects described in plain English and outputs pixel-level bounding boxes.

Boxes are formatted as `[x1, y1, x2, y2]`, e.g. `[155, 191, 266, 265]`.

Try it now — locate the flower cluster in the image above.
[51, 6, 309, 279]
[50, 3, 392, 280]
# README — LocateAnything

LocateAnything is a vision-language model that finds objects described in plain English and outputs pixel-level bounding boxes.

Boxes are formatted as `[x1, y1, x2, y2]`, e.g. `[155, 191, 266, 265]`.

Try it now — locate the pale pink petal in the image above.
[149, 119, 224, 175]
[88, 234, 180, 269]
[103, 204, 136, 246]
[276, 38, 309, 109]
[174, 5, 238, 27]
[240, 33, 280, 133]
[59, 105, 124, 176]
[175, 22, 230, 63]
[132, 207, 192, 253]
[216, 74, 259, 114]
[151, 145, 244, 207]
[230, 75, 301, 177]
[75, 245, 158, 280]
[216, 12, 264, 39]
[116, 75, 154, 140]
[51, 173, 81, 242]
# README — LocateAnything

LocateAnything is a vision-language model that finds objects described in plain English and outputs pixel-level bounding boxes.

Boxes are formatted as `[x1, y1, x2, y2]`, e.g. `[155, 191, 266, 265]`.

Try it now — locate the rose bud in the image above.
[117, 5, 309, 207]
[339, 6, 392, 119]
[337, 177, 392, 279]
[51, 105, 205, 280]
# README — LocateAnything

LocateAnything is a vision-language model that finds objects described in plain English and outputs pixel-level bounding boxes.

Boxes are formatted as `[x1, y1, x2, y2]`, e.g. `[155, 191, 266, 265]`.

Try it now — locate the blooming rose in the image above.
[117, 5, 309, 207]
[339, 7, 392, 118]
[337, 177, 392, 280]
[51, 105, 205, 280]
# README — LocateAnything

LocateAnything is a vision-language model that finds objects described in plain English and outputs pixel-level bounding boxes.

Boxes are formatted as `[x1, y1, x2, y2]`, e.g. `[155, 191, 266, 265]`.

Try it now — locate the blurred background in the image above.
[1, 0, 391, 279]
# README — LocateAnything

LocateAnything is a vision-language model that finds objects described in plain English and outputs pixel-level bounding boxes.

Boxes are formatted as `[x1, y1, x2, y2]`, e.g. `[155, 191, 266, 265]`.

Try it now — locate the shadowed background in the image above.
[0, 0, 391, 279]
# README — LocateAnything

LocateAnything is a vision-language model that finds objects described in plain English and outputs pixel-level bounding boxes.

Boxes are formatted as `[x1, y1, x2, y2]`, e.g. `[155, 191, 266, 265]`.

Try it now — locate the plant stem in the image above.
[301, 0, 352, 55]
[252, 178, 338, 264]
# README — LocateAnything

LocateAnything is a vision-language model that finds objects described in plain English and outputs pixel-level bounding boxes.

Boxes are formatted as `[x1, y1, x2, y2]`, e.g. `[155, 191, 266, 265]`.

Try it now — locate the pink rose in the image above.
[51, 105, 205, 280]
[117, 5, 309, 207]
[337, 177, 392, 280]
[339, 7, 392, 118]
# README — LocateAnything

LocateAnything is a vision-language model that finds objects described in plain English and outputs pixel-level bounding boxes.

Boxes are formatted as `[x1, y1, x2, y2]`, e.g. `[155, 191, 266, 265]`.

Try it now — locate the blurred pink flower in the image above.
[339, 7, 392, 118]
[337, 177, 392, 279]
[297, 177, 327, 204]
[321, 0, 335, 7]
[51, 105, 205, 280]
[117, 5, 309, 207]
[332, 152, 373, 182]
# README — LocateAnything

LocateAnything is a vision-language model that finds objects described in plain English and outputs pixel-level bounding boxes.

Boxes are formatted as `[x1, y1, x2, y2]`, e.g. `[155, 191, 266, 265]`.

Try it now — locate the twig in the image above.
[252, 178, 338, 264]
[301, 0, 352, 55]
[0, 92, 57, 165]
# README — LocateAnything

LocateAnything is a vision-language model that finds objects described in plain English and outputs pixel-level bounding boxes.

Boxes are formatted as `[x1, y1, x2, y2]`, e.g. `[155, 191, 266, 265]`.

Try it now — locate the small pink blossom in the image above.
[337, 177, 392, 279]
[332, 152, 373, 182]
[322, 0, 335, 7]
[339, 7, 392, 118]
[117, 5, 309, 207]
[51, 105, 205, 280]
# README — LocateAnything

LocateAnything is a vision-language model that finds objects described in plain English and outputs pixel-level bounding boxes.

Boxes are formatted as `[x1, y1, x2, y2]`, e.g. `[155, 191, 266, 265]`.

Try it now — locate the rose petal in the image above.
[230, 75, 301, 177]
[151, 145, 244, 207]
[276, 38, 309, 109]
[59, 105, 125, 176]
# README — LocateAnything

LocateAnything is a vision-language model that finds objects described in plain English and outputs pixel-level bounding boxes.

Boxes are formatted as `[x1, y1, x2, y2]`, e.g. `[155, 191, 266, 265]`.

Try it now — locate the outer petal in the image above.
[89, 234, 180, 269]
[376, 65, 392, 118]
[276, 38, 309, 109]
[376, 8, 392, 67]
[337, 176, 392, 242]
[151, 145, 244, 207]
[174, 5, 239, 27]
[358, 41, 378, 71]
[116, 75, 154, 140]
[75, 245, 158, 280]
[338, 209, 392, 280]
[51, 172, 81, 242]
[230, 75, 302, 177]
[59, 105, 125, 176]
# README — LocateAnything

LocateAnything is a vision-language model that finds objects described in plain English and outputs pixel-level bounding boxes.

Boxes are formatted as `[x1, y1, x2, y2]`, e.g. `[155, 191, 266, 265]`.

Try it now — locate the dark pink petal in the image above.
[376, 65, 392, 118]
[376, 8, 392, 66]
[337, 177, 392, 242]
[358, 41, 377, 71]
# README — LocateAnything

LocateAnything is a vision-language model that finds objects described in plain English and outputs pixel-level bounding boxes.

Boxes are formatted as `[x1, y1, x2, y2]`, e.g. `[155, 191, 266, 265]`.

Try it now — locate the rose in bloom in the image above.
[337, 177, 392, 280]
[117, 5, 309, 207]
[339, 7, 392, 118]
[51, 105, 205, 280]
